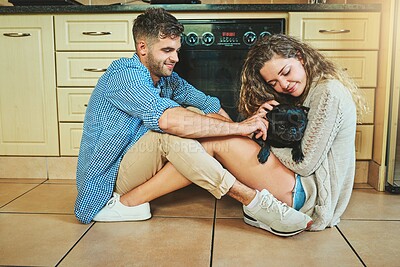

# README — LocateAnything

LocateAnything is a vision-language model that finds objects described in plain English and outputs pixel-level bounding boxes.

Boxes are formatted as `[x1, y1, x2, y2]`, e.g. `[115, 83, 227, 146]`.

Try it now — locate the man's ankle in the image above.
[227, 180, 257, 206]
[245, 190, 260, 209]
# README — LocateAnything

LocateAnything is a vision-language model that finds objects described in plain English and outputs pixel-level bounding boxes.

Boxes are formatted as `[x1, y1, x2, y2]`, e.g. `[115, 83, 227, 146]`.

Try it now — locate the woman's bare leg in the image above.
[200, 136, 296, 206]
[120, 162, 192, 207]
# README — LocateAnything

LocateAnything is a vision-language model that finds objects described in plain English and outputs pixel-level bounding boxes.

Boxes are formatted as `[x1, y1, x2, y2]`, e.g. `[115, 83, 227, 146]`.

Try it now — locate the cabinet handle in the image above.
[84, 104, 88, 107]
[319, 29, 351, 34]
[82, 31, 112, 36]
[84, 68, 107, 72]
[3, 32, 31, 37]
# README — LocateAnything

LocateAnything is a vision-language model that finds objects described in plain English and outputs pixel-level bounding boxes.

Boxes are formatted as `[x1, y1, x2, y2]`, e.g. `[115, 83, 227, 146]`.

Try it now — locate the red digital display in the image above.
[222, 32, 236, 37]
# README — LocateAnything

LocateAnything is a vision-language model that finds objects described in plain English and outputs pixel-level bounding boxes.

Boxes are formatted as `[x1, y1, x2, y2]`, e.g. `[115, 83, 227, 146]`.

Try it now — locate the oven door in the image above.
[174, 49, 248, 121]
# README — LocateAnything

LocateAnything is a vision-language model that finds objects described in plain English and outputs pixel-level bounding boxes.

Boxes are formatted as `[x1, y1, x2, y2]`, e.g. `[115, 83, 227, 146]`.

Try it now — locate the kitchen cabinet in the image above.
[289, 12, 380, 182]
[55, 14, 135, 156]
[0, 15, 59, 156]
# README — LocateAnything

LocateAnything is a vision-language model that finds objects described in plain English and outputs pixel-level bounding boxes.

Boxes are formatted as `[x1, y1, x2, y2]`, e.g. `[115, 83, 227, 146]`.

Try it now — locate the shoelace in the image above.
[260, 194, 291, 220]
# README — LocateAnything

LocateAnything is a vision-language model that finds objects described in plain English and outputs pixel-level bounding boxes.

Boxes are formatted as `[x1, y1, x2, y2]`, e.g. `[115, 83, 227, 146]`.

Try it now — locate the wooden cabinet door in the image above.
[0, 16, 59, 155]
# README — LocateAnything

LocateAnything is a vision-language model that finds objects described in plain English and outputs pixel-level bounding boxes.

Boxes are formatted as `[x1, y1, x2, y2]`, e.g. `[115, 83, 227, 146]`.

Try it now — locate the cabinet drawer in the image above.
[58, 88, 93, 122]
[322, 51, 378, 88]
[60, 123, 83, 156]
[360, 89, 375, 124]
[355, 125, 373, 160]
[56, 52, 132, 86]
[55, 15, 136, 51]
[289, 12, 380, 50]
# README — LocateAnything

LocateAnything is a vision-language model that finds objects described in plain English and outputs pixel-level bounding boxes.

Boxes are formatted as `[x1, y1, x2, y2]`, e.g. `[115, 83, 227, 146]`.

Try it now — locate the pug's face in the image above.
[266, 104, 309, 142]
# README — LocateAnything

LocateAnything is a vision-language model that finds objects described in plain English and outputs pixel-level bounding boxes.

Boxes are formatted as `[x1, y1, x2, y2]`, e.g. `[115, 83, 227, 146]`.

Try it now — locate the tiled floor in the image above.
[1, 179, 399, 267]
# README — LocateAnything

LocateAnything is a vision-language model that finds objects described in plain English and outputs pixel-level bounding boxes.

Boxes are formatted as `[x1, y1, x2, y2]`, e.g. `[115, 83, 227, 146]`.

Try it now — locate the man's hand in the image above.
[238, 112, 269, 140]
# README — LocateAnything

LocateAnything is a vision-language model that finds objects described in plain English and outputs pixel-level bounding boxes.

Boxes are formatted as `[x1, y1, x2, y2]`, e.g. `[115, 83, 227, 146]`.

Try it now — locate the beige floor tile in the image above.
[59, 217, 213, 266]
[216, 195, 242, 218]
[212, 219, 362, 267]
[151, 184, 216, 218]
[1, 183, 77, 214]
[44, 179, 77, 185]
[0, 214, 91, 266]
[0, 183, 38, 207]
[338, 220, 400, 267]
[342, 189, 400, 220]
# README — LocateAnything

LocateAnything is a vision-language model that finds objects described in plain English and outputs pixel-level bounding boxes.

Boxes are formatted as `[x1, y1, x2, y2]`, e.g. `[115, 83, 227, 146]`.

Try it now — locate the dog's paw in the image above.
[257, 146, 270, 164]
[292, 149, 304, 163]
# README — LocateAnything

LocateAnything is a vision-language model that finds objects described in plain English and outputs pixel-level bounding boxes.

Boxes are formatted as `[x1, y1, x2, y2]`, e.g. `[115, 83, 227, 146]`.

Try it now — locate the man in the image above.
[75, 7, 312, 237]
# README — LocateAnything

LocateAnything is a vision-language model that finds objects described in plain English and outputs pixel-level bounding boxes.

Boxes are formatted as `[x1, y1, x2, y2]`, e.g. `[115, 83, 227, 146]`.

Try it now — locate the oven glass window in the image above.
[175, 50, 247, 121]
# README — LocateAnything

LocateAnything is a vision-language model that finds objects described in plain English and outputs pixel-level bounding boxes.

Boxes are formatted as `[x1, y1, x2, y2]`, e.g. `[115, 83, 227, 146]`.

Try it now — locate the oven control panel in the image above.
[179, 19, 285, 49]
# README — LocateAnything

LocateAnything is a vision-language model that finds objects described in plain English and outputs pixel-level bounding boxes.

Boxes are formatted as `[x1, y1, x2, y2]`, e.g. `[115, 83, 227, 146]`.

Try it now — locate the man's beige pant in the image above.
[115, 131, 236, 199]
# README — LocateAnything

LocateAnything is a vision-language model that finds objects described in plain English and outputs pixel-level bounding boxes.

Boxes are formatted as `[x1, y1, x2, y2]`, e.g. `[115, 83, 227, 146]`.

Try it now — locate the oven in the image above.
[174, 19, 286, 121]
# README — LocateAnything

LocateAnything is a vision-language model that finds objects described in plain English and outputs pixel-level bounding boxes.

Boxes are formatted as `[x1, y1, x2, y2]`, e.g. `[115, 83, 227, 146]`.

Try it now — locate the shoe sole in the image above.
[243, 212, 312, 237]
[93, 213, 152, 222]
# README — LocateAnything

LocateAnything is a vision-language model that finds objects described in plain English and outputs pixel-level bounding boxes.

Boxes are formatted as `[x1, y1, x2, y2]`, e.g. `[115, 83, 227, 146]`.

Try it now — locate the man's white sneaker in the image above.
[93, 192, 151, 222]
[243, 189, 313, 237]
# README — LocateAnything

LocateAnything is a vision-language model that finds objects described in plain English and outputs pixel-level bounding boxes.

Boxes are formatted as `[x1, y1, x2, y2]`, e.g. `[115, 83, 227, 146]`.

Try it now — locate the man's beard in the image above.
[148, 52, 172, 78]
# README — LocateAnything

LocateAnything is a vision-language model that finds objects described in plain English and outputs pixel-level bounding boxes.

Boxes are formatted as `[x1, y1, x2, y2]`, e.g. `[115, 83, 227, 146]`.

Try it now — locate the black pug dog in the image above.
[253, 104, 309, 164]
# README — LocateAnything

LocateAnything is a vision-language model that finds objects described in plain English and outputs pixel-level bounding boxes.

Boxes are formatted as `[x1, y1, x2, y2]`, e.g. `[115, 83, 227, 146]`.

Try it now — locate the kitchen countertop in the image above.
[0, 3, 381, 14]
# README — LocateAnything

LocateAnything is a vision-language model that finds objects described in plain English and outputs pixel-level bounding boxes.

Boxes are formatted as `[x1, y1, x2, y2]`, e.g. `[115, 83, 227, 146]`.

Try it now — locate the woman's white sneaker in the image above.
[243, 189, 313, 237]
[93, 192, 152, 222]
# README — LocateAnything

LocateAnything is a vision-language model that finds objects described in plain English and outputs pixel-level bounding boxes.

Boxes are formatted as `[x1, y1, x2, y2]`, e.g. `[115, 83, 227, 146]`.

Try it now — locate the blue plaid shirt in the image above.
[75, 54, 221, 224]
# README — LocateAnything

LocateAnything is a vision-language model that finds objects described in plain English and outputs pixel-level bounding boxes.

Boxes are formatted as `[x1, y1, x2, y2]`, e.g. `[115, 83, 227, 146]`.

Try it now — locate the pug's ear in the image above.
[301, 106, 310, 115]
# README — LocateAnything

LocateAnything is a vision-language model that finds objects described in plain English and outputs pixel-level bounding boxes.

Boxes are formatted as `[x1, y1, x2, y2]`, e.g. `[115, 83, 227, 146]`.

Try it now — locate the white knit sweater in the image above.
[272, 79, 357, 231]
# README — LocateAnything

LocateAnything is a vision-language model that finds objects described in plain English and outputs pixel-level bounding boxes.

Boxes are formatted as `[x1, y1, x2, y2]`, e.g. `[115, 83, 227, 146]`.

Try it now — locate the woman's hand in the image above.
[255, 100, 280, 117]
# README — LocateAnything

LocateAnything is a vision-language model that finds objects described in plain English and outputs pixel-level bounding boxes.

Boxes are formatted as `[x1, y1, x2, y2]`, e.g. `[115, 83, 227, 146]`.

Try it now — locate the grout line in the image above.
[55, 222, 96, 266]
[209, 199, 217, 267]
[0, 181, 46, 209]
[335, 226, 367, 267]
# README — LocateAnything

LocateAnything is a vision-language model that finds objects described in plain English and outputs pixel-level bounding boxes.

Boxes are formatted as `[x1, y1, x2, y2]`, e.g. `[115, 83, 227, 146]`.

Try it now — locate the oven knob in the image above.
[243, 31, 257, 46]
[260, 31, 272, 39]
[185, 32, 199, 46]
[201, 32, 214, 46]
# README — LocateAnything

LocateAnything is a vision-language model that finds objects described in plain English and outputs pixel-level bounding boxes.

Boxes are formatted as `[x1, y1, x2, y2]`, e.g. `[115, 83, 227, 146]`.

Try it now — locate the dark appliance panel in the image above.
[175, 19, 286, 121]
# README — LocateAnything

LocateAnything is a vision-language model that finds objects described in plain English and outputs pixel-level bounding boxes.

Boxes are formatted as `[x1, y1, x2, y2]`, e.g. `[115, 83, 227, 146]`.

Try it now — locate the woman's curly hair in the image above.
[238, 34, 367, 122]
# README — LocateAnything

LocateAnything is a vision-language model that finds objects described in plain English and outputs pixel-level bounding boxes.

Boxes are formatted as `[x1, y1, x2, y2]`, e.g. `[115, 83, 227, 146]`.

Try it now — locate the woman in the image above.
[197, 33, 366, 231]
[234, 34, 367, 230]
